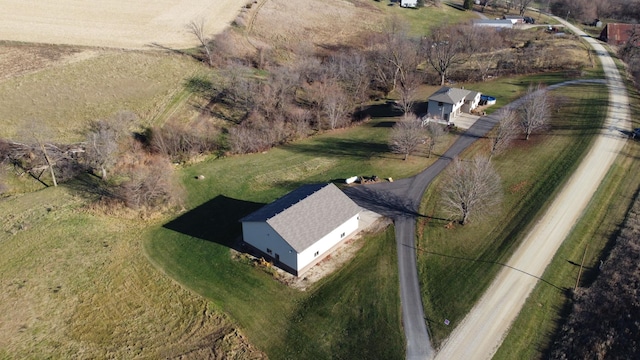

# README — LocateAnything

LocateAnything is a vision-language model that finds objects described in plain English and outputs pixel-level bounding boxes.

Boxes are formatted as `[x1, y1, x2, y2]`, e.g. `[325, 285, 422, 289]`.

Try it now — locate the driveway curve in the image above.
[345, 27, 629, 359]
[346, 112, 503, 360]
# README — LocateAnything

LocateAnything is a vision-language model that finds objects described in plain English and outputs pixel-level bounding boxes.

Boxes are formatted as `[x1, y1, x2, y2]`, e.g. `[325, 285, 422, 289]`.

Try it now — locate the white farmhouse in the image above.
[426, 86, 481, 123]
[240, 183, 361, 276]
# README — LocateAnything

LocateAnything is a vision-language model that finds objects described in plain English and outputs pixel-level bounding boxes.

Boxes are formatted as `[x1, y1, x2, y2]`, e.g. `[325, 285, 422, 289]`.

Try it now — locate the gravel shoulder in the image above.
[434, 19, 631, 360]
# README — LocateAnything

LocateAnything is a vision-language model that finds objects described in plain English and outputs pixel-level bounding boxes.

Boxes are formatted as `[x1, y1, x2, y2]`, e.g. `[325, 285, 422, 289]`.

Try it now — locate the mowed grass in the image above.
[416, 83, 608, 346]
[0, 187, 259, 358]
[370, 1, 479, 36]
[275, 227, 403, 359]
[494, 88, 640, 358]
[0, 50, 203, 142]
[0, 114, 422, 358]
[145, 116, 441, 357]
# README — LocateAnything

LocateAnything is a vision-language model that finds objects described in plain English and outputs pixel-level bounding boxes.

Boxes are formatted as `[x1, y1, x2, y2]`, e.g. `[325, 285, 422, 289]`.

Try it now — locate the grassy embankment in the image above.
[493, 85, 640, 358]
[416, 81, 609, 347]
[144, 113, 450, 359]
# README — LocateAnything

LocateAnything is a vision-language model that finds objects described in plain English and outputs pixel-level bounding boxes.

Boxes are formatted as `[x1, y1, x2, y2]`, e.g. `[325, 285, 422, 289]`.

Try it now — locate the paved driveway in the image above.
[344, 112, 502, 360]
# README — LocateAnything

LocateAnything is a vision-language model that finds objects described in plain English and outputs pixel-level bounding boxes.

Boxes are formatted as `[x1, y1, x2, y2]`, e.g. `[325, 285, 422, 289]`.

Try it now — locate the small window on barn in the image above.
[267, 248, 272, 255]
[438, 102, 443, 106]
[314, 251, 319, 257]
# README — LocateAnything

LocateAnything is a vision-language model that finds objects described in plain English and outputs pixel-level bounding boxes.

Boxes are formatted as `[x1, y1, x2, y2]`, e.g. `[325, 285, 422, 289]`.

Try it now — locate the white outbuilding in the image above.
[240, 183, 361, 276]
[400, 0, 418, 8]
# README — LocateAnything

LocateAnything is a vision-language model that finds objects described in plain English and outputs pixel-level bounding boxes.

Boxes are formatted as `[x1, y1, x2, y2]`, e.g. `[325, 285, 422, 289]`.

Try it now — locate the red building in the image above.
[599, 23, 640, 45]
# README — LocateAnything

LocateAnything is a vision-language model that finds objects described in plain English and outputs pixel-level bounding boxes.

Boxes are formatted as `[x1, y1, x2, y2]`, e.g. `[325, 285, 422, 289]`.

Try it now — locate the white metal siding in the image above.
[297, 214, 359, 271]
[242, 222, 297, 270]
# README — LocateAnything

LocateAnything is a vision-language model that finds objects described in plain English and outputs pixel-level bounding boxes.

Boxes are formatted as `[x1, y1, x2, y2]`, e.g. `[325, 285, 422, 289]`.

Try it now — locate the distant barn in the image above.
[599, 23, 640, 45]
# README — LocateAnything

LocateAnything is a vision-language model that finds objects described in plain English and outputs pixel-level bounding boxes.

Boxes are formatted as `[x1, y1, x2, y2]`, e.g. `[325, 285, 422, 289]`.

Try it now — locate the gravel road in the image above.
[434, 18, 631, 360]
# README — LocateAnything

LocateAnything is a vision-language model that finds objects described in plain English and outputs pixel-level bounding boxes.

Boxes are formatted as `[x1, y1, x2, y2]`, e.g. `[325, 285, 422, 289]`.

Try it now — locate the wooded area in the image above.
[550, 190, 640, 359]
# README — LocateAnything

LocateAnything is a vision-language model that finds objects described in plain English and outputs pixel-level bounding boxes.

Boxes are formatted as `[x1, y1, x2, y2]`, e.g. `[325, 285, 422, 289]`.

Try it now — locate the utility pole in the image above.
[574, 243, 589, 291]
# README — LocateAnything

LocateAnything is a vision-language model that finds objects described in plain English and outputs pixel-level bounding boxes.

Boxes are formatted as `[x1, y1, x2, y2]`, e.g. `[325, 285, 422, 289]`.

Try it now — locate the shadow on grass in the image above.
[415, 246, 564, 291]
[284, 138, 390, 159]
[444, 1, 466, 11]
[356, 102, 403, 119]
[163, 195, 264, 250]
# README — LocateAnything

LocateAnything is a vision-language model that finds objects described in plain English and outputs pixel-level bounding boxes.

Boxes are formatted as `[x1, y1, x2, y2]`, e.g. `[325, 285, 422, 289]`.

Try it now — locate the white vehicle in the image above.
[401, 0, 418, 8]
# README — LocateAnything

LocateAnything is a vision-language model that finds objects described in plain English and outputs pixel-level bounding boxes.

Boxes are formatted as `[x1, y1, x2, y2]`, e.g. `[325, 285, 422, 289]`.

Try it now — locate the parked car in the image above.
[524, 16, 535, 24]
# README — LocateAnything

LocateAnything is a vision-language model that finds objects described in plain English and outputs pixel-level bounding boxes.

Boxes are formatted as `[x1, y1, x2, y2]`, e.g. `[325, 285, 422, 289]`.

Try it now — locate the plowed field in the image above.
[0, 0, 243, 49]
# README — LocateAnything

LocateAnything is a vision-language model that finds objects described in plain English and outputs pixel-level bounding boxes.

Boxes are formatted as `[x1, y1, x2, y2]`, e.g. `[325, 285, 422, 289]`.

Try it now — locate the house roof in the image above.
[428, 87, 471, 104]
[241, 183, 361, 253]
[465, 90, 480, 101]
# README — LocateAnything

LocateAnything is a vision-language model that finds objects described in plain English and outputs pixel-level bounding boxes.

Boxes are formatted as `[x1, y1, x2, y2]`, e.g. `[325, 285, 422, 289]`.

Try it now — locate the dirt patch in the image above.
[0, 43, 99, 80]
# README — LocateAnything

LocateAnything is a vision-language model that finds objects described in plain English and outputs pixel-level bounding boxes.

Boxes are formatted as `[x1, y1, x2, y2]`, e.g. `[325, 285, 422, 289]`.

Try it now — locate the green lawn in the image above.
[416, 82, 608, 347]
[370, 1, 479, 36]
[144, 116, 429, 357]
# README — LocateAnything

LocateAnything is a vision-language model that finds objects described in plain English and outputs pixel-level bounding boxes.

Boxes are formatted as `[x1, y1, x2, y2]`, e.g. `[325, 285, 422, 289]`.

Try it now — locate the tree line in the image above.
[0, 14, 586, 211]
[0, 112, 184, 212]
[550, 189, 640, 359]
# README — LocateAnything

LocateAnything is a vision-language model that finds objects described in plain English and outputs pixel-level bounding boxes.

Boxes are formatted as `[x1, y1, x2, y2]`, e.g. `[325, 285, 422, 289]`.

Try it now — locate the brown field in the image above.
[0, 0, 244, 49]
[251, 0, 382, 48]
[0, 0, 392, 358]
[0, 48, 205, 142]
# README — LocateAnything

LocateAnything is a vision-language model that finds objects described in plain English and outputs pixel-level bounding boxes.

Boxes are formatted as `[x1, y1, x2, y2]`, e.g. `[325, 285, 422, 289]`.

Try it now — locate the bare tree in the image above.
[426, 121, 445, 158]
[369, 47, 398, 98]
[114, 153, 183, 210]
[619, 25, 640, 63]
[441, 156, 503, 225]
[328, 51, 370, 109]
[513, 0, 535, 16]
[321, 84, 351, 130]
[518, 84, 551, 140]
[85, 111, 135, 180]
[489, 108, 519, 159]
[150, 119, 219, 163]
[422, 25, 467, 85]
[397, 68, 424, 116]
[369, 17, 420, 97]
[17, 119, 59, 187]
[187, 19, 213, 66]
[463, 26, 506, 81]
[390, 116, 427, 160]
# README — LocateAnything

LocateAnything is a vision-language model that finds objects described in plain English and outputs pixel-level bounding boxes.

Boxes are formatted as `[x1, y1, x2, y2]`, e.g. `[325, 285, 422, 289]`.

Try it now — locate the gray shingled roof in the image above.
[241, 183, 361, 253]
[465, 90, 480, 101]
[428, 87, 471, 104]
